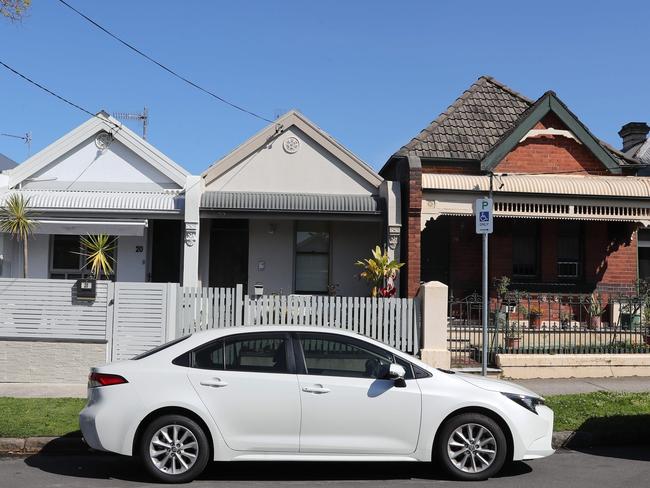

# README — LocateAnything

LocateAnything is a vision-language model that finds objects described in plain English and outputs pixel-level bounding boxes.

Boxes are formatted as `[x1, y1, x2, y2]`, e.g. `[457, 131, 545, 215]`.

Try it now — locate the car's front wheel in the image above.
[435, 412, 507, 481]
[139, 414, 210, 483]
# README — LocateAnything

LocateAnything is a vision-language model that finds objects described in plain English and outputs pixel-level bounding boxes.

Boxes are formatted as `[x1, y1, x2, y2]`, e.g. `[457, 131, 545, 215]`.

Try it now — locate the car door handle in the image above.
[302, 385, 331, 394]
[200, 378, 228, 388]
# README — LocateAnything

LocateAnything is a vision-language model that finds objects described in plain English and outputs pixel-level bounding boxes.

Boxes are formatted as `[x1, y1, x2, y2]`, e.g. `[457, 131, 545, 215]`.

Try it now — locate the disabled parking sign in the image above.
[475, 198, 493, 234]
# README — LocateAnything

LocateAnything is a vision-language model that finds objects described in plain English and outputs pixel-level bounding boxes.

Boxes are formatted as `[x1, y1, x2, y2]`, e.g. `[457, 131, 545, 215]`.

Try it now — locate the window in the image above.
[557, 222, 582, 279]
[192, 333, 290, 374]
[639, 229, 650, 281]
[295, 222, 330, 294]
[512, 221, 538, 278]
[49, 234, 116, 280]
[298, 333, 394, 379]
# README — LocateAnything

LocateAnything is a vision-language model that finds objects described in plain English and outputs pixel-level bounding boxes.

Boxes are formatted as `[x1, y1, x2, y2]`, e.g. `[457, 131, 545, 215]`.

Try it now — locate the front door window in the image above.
[295, 222, 330, 294]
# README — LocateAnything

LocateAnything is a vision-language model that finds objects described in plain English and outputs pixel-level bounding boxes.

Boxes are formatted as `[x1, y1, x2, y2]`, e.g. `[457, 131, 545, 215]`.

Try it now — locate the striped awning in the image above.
[423, 173, 650, 199]
[0, 189, 184, 212]
[201, 191, 383, 214]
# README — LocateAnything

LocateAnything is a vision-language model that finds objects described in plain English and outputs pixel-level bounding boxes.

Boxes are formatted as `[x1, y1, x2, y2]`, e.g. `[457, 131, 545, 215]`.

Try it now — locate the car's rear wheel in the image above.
[435, 413, 507, 481]
[139, 414, 210, 483]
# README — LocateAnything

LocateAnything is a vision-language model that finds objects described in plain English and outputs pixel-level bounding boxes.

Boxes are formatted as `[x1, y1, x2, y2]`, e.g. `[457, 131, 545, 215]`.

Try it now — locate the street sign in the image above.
[475, 198, 493, 234]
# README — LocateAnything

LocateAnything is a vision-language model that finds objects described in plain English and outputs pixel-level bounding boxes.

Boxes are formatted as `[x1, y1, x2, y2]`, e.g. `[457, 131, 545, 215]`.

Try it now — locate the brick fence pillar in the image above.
[418, 281, 451, 368]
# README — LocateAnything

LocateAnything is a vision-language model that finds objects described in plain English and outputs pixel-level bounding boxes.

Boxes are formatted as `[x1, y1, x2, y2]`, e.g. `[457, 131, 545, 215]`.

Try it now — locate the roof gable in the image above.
[202, 110, 382, 191]
[482, 92, 622, 174]
[394, 76, 532, 161]
[8, 113, 189, 189]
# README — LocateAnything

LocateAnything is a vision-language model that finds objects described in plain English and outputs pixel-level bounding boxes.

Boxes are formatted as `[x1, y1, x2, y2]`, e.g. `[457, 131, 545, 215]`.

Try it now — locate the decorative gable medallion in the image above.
[94, 131, 113, 150]
[283, 136, 300, 154]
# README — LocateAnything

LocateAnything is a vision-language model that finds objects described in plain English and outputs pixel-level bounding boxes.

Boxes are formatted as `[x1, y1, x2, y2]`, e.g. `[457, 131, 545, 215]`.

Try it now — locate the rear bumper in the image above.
[79, 404, 107, 452]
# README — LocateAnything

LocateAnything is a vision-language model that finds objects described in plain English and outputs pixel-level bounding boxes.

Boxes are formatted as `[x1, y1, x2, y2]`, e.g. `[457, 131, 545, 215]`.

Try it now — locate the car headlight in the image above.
[501, 392, 545, 414]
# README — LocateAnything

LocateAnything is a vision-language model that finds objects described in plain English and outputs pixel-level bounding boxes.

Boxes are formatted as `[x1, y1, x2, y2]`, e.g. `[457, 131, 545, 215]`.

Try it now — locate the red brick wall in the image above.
[437, 218, 638, 298]
[495, 114, 609, 175]
[406, 163, 422, 298]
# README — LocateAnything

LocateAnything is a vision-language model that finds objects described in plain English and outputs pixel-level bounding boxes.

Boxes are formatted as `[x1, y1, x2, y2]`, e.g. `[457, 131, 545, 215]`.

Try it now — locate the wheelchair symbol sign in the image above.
[475, 198, 493, 234]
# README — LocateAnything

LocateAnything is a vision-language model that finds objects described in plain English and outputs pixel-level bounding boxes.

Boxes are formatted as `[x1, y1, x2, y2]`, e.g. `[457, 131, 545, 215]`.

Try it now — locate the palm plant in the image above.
[0, 193, 37, 278]
[355, 245, 404, 297]
[78, 234, 116, 279]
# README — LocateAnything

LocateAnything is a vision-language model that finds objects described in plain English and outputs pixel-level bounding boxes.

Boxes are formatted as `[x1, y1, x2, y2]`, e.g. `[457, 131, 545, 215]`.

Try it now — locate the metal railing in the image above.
[448, 292, 650, 369]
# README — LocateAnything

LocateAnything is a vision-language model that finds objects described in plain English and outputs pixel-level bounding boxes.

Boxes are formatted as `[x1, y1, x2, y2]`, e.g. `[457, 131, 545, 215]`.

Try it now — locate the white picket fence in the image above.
[176, 285, 420, 353]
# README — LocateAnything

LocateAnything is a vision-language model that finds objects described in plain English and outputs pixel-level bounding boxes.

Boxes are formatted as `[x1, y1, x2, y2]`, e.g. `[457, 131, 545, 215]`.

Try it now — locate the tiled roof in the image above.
[393, 76, 639, 168]
[395, 76, 532, 160]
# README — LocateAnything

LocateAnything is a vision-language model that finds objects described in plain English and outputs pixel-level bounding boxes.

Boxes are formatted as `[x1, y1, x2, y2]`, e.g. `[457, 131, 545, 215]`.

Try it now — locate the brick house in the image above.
[380, 76, 648, 301]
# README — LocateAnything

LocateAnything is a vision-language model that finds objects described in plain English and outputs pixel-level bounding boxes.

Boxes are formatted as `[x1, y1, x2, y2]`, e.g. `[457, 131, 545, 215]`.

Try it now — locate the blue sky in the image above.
[1, 0, 649, 173]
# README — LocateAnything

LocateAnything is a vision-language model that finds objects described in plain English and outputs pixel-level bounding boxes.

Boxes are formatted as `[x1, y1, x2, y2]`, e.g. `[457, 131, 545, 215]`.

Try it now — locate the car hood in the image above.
[455, 373, 542, 398]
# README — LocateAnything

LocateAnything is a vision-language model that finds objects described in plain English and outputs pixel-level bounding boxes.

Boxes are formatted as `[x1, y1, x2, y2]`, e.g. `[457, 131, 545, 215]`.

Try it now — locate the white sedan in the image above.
[80, 326, 553, 483]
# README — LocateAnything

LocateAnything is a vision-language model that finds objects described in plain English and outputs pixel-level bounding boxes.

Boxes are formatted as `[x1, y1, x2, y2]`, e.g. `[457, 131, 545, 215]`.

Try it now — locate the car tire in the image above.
[435, 412, 507, 481]
[139, 414, 210, 484]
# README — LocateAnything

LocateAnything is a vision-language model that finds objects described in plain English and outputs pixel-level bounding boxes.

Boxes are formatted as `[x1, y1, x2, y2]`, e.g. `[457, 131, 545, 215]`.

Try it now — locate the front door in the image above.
[187, 332, 300, 452]
[209, 220, 248, 288]
[296, 332, 422, 454]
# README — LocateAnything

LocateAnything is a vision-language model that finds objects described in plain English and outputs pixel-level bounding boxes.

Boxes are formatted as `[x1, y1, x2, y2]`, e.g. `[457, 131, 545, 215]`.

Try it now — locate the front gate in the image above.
[447, 293, 500, 369]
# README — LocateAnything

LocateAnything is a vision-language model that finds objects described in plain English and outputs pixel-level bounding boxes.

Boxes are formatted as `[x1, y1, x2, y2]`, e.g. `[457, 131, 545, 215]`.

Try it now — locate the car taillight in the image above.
[88, 372, 128, 388]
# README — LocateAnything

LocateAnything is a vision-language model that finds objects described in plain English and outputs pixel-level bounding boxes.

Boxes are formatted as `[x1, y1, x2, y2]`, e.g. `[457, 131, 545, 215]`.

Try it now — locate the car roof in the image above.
[188, 325, 366, 340]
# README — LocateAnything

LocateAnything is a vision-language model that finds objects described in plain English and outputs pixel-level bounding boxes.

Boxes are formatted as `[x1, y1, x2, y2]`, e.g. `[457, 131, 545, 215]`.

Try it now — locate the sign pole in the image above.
[482, 231, 488, 376]
[475, 174, 494, 377]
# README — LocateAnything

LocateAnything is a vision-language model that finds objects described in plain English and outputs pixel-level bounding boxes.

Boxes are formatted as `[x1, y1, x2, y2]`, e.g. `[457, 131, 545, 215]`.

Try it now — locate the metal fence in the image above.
[176, 285, 421, 354]
[448, 292, 650, 369]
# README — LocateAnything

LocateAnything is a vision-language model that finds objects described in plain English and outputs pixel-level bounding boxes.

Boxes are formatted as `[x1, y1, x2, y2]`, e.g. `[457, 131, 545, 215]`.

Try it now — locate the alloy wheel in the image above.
[149, 424, 199, 475]
[446, 422, 497, 473]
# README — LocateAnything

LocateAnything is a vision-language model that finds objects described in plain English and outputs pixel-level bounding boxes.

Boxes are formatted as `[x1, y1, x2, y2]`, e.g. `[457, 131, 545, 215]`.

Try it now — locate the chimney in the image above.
[619, 122, 649, 152]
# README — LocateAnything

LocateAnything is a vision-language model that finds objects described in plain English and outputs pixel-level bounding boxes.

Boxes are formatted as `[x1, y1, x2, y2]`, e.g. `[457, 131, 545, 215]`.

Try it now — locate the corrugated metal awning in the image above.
[423, 174, 650, 199]
[34, 219, 147, 236]
[0, 190, 184, 212]
[201, 191, 383, 214]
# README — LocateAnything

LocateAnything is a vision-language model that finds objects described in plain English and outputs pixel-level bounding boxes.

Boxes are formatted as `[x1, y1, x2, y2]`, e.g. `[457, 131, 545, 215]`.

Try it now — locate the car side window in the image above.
[299, 333, 393, 379]
[191, 333, 290, 374]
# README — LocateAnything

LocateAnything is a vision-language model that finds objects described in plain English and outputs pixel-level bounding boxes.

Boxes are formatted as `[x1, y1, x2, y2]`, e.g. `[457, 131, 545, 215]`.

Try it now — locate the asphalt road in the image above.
[1, 446, 649, 487]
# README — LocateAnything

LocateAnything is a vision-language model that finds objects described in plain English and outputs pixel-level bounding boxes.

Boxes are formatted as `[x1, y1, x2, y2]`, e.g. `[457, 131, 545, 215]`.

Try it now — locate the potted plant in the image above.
[355, 245, 404, 297]
[528, 305, 542, 330]
[560, 309, 573, 330]
[504, 323, 522, 349]
[643, 305, 650, 345]
[492, 276, 510, 327]
[585, 291, 604, 330]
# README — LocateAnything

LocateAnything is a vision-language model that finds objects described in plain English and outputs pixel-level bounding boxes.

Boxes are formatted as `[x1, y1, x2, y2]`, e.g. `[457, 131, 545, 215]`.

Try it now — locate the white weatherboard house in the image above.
[0, 112, 194, 283]
[196, 110, 401, 296]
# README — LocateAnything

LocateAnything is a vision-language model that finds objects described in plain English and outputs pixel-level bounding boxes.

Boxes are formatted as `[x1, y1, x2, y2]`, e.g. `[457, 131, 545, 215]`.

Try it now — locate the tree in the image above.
[1, 0, 30, 21]
[0, 193, 37, 278]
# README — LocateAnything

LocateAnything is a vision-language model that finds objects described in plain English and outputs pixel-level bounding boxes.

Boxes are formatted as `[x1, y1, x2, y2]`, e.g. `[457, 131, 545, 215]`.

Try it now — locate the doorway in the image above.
[209, 219, 249, 288]
[150, 220, 182, 283]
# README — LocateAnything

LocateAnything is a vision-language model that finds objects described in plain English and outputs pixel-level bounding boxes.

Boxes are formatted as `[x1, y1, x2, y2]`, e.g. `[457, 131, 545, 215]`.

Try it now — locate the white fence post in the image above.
[106, 281, 115, 363]
[165, 283, 177, 341]
[418, 281, 451, 368]
[235, 284, 243, 326]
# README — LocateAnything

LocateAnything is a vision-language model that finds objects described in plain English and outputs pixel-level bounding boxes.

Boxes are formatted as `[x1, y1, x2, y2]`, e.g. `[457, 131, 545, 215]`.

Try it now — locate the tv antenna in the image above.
[112, 107, 149, 140]
[1, 131, 32, 156]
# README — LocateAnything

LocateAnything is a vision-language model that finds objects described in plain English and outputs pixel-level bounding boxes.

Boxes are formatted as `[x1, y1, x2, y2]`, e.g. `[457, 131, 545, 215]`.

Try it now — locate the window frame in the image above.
[49, 234, 118, 280]
[512, 221, 540, 280]
[187, 331, 296, 375]
[293, 331, 418, 380]
[293, 221, 331, 295]
[556, 221, 584, 281]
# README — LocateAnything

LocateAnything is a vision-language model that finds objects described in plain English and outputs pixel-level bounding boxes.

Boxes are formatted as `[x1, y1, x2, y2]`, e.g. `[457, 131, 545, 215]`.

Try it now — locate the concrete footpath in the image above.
[2, 377, 650, 398]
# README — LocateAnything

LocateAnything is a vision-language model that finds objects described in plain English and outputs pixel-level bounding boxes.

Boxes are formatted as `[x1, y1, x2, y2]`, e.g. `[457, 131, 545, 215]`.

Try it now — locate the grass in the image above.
[0, 392, 650, 437]
[546, 391, 650, 432]
[0, 398, 86, 437]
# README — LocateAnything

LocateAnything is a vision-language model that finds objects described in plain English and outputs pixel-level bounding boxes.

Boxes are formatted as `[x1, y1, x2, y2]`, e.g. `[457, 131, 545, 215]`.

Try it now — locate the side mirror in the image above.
[387, 363, 406, 380]
[386, 363, 407, 388]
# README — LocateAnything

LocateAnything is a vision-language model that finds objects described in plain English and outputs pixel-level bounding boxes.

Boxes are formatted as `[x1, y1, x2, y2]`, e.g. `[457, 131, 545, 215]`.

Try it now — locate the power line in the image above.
[0, 60, 122, 131]
[56, 0, 274, 124]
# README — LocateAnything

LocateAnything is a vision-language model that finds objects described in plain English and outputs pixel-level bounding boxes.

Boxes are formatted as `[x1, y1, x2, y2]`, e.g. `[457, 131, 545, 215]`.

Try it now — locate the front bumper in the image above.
[521, 405, 555, 460]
